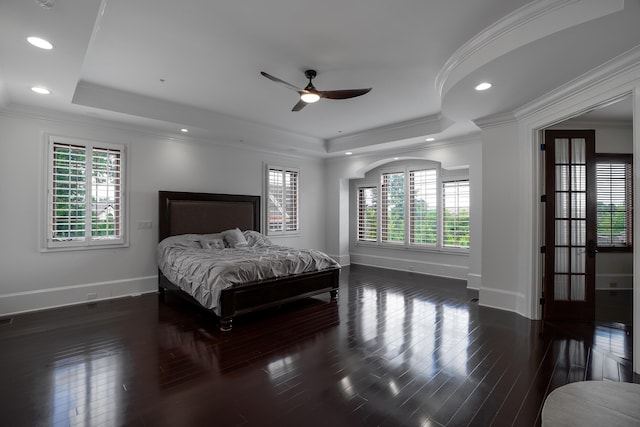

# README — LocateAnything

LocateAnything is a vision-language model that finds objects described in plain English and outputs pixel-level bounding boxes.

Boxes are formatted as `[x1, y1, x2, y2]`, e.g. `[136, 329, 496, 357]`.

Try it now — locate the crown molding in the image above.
[435, 0, 624, 99]
[72, 80, 326, 153]
[0, 105, 323, 161]
[552, 119, 632, 129]
[325, 114, 446, 153]
[515, 44, 640, 120]
[329, 132, 481, 162]
[473, 112, 516, 129]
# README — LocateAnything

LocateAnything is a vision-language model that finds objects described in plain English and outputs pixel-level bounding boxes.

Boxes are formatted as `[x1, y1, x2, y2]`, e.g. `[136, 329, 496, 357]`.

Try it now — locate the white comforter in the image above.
[157, 232, 340, 313]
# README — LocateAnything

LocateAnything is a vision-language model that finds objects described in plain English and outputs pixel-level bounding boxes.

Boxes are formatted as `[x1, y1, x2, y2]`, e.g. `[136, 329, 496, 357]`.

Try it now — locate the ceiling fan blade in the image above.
[260, 71, 301, 92]
[291, 99, 308, 112]
[320, 88, 372, 100]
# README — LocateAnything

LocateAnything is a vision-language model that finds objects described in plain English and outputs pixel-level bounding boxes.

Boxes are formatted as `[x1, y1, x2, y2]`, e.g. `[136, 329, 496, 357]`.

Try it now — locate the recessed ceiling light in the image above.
[475, 82, 492, 91]
[345, 152, 353, 155]
[180, 128, 189, 133]
[27, 36, 53, 50]
[31, 86, 51, 95]
[426, 137, 435, 142]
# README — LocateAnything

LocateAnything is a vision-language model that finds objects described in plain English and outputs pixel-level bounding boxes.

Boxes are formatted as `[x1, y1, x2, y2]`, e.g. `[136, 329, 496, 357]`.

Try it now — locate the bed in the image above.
[157, 191, 340, 331]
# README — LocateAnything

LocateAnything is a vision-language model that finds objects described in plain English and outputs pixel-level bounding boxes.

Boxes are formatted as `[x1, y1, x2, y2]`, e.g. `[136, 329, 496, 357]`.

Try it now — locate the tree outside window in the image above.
[47, 137, 125, 249]
[381, 172, 405, 243]
[596, 154, 632, 249]
[357, 165, 469, 251]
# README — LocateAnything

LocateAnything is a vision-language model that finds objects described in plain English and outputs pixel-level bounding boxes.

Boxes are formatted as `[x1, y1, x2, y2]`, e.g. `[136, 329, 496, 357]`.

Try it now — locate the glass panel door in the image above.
[544, 130, 596, 321]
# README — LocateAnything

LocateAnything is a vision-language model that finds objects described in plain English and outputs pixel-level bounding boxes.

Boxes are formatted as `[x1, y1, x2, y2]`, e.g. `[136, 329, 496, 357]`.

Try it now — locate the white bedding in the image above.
[157, 231, 340, 314]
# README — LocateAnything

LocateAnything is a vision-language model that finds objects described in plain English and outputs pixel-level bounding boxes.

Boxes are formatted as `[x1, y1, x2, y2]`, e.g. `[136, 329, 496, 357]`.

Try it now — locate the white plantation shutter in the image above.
[50, 143, 87, 241]
[284, 169, 298, 231]
[409, 169, 437, 245]
[442, 180, 470, 248]
[596, 156, 632, 247]
[381, 172, 404, 243]
[358, 186, 378, 241]
[267, 168, 283, 233]
[48, 138, 126, 249]
[267, 166, 299, 234]
[353, 163, 470, 252]
[91, 147, 122, 239]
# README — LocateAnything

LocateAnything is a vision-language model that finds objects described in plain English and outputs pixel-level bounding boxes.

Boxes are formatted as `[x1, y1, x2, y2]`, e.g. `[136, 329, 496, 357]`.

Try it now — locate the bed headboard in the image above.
[159, 191, 261, 241]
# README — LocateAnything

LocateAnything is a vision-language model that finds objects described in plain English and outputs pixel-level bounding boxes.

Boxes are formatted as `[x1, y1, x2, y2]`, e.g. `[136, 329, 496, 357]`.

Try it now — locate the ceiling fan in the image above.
[260, 69, 372, 111]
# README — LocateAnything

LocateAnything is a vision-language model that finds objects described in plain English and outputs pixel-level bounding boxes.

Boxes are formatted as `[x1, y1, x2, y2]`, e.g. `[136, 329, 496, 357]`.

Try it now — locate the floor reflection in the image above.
[157, 296, 339, 387]
[52, 352, 122, 427]
[338, 281, 474, 418]
[2, 266, 634, 426]
[593, 324, 628, 356]
[352, 285, 470, 378]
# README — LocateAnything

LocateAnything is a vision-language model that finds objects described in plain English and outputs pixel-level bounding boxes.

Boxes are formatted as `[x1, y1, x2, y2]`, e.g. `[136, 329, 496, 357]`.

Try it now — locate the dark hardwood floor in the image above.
[0, 265, 635, 427]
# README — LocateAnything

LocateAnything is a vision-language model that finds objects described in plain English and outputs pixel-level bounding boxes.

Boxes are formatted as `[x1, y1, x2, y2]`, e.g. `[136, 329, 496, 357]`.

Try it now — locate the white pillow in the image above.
[243, 230, 272, 247]
[222, 228, 248, 248]
[200, 238, 225, 249]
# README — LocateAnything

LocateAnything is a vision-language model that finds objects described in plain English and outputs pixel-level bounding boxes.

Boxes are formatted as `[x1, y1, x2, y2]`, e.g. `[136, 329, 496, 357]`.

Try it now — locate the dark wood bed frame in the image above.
[158, 191, 340, 331]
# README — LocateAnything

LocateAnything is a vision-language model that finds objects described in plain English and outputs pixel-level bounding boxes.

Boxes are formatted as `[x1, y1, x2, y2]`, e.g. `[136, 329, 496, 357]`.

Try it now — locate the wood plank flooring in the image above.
[0, 265, 635, 427]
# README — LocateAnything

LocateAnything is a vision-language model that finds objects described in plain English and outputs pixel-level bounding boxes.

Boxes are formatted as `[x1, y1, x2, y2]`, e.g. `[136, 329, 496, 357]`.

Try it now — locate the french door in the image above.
[543, 130, 596, 321]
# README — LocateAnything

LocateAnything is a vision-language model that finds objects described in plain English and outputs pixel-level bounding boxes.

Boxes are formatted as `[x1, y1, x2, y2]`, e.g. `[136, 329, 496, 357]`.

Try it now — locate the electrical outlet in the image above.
[136, 220, 152, 230]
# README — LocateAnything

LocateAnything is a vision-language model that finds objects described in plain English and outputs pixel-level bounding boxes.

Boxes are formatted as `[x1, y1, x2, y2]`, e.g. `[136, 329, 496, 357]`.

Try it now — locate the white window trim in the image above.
[354, 162, 470, 254]
[408, 167, 440, 249]
[41, 134, 129, 252]
[595, 154, 633, 249]
[264, 163, 300, 237]
[357, 184, 378, 243]
[441, 178, 470, 251]
[380, 168, 407, 245]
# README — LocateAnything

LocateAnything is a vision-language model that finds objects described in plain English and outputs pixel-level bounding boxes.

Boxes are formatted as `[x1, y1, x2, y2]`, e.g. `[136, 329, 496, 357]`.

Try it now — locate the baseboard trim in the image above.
[467, 273, 482, 290]
[329, 253, 351, 266]
[478, 286, 523, 314]
[0, 276, 158, 316]
[350, 253, 469, 281]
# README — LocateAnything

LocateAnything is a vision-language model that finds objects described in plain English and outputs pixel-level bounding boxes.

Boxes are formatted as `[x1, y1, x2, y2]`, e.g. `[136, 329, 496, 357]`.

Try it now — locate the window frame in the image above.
[441, 179, 470, 249]
[355, 162, 469, 253]
[380, 170, 406, 245]
[595, 153, 633, 252]
[264, 163, 300, 236]
[409, 168, 439, 247]
[357, 185, 378, 243]
[43, 135, 128, 251]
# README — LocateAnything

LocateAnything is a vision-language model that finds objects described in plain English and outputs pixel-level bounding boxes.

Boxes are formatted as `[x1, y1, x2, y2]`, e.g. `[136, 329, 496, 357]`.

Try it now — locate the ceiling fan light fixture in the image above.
[300, 92, 320, 103]
[261, 70, 371, 111]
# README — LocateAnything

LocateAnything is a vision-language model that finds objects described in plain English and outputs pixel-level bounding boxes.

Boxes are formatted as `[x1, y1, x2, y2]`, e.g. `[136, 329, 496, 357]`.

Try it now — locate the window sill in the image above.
[41, 242, 129, 253]
[266, 232, 301, 239]
[355, 241, 469, 256]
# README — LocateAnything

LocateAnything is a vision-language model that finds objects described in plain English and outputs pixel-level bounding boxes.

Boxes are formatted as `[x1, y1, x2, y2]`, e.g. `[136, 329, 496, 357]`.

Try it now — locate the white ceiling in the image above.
[1, 0, 638, 156]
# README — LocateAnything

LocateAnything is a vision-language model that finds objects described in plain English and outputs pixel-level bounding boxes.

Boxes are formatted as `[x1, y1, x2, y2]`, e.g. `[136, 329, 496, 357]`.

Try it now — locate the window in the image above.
[266, 165, 299, 234]
[410, 169, 438, 245]
[357, 186, 377, 241]
[596, 154, 632, 249]
[46, 137, 126, 249]
[356, 164, 470, 251]
[442, 180, 470, 248]
[381, 172, 404, 243]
